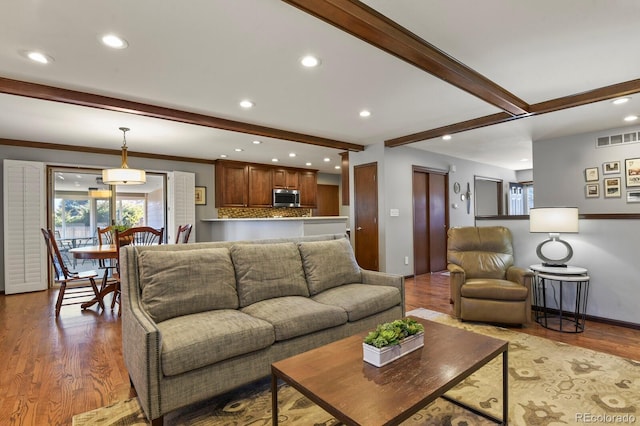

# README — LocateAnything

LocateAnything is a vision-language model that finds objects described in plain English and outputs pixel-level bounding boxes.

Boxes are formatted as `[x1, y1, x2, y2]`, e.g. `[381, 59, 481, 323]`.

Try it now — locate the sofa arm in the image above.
[361, 269, 405, 316]
[120, 246, 164, 422]
[447, 263, 466, 318]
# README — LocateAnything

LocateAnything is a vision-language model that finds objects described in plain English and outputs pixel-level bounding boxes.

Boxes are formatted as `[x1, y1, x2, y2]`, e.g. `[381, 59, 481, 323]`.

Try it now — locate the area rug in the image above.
[73, 308, 640, 425]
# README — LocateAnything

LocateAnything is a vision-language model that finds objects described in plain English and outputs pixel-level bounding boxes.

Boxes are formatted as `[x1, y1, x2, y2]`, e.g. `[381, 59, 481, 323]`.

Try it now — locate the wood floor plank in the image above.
[1, 273, 638, 425]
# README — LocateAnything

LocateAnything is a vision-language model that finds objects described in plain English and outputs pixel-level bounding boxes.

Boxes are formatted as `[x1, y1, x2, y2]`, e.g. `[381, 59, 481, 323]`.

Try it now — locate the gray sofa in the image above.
[119, 234, 404, 425]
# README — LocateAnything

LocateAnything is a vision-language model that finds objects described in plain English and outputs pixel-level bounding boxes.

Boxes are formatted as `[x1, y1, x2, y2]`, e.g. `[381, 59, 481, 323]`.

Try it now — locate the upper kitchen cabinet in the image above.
[248, 165, 273, 207]
[273, 168, 299, 189]
[298, 171, 317, 208]
[215, 161, 248, 207]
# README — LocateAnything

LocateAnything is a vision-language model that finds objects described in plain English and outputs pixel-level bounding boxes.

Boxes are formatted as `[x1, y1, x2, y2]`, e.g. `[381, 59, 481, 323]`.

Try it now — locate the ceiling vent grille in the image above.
[596, 131, 639, 148]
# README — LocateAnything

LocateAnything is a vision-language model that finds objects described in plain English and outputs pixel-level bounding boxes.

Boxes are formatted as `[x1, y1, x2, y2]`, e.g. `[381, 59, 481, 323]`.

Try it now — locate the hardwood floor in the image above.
[1, 273, 639, 425]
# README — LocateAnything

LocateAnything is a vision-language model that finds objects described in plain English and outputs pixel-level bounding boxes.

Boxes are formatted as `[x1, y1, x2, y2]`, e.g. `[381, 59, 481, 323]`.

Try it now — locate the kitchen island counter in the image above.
[201, 216, 348, 241]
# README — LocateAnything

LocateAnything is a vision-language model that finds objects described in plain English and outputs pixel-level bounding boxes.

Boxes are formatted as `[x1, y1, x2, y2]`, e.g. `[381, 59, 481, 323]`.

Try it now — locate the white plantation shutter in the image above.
[3, 160, 47, 294]
[167, 171, 196, 243]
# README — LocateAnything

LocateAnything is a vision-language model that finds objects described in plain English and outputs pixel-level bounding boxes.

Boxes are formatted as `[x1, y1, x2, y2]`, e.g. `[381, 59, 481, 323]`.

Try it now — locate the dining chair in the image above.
[113, 226, 164, 315]
[175, 224, 193, 244]
[96, 226, 119, 290]
[41, 228, 104, 317]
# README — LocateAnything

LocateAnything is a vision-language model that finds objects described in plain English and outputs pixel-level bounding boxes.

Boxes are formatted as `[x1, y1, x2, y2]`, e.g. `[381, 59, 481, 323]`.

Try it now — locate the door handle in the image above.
[357, 227, 363, 231]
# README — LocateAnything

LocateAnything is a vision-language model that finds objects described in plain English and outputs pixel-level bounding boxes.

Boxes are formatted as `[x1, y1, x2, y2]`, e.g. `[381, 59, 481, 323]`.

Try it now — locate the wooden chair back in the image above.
[115, 227, 164, 264]
[175, 224, 193, 244]
[41, 228, 73, 281]
[97, 226, 115, 245]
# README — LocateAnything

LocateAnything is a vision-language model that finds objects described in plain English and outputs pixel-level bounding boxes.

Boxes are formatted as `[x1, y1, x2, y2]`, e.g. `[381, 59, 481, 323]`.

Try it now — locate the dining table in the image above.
[69, 244, 118, 310]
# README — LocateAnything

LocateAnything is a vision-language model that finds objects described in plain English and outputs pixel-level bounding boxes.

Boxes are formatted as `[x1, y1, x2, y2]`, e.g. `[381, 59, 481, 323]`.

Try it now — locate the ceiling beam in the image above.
[386, 78, 640, 147]
[282, 0, 529, 116]
[0, 77, 365, 152]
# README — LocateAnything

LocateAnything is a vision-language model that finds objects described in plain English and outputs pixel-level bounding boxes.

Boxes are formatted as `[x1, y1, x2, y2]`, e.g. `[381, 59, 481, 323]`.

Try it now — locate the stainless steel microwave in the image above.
[273, 189, 300, 207]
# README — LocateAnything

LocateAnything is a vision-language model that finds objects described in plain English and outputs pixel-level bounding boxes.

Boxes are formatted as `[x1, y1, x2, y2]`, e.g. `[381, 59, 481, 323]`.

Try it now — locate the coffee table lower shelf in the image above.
[271, 317, 508, 425]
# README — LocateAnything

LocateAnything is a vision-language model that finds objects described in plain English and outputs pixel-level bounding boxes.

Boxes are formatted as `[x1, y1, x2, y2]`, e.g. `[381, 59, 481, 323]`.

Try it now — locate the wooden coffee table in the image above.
[271, 316, 508, 425]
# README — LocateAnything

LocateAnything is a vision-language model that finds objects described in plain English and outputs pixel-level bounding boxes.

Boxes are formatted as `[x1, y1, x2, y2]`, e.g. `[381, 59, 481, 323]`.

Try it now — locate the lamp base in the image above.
[536, 237, 573, 268]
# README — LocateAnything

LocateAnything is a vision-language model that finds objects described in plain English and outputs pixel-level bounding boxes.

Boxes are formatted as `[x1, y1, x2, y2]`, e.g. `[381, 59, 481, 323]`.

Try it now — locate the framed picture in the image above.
[627, 190, 640, 203]
[585, 183, 599, 198]
[604, 177, 621, 198]
[195, 186, 207, 205]
[602, 161, 620, 175]
[585, 167, 599, 182]
[625, 158, 640, 187]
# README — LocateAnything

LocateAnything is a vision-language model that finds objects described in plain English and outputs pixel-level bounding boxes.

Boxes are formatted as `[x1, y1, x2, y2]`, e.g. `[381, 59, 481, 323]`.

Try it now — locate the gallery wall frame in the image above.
[195, 186, 207, 205]
[585, 183, 599, 198]
[585, 167, 599, 182]
[604, 177, 621, 198]
[625, 158, 640, 187]
[602, 161, 620, 175]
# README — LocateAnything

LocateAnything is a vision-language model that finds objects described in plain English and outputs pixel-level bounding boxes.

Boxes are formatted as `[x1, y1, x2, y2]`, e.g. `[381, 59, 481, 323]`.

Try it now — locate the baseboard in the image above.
[532, 305, 640, 330]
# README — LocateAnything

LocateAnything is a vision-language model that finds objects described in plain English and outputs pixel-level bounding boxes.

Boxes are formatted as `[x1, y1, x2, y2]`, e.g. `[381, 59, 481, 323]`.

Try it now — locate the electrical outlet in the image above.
[404, 256, 409, 265]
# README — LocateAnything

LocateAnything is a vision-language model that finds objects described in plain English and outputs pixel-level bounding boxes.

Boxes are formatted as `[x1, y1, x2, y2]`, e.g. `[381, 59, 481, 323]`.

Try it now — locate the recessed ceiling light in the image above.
[240, 100, 254, 109]
[101, 34, 128, 49]
[305, 162, 312, 166]
[359, 110, 371, 118]
[520, 158, 529, 162]
[24, 51, 53, 64]
[289, 153, 296, 157]
[624, 115, 638, 122]
[252, 140, 262, 144]
[323, 157, 331, 162]
[220, 154, 228, 158]
[272, 158, 279, 162]
[334, 165, 341, 170]
[300, 55, 320, 68]
[442, 135, 452, 141]
[234, 148, 244, 152]
[612, 97, 630, 105]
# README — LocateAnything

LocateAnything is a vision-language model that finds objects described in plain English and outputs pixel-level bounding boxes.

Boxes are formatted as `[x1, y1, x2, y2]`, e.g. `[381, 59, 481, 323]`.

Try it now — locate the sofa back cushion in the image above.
[298, 238, 361, 295]
[137, 248, 238, 322]
[230, 242, 309, 307]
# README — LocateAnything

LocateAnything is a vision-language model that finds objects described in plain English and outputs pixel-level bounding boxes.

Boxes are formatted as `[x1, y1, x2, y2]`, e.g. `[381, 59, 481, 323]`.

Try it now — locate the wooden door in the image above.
[354, 163, 378, 271]
[313, 184, 339, 216]
[412, 167, 448, 274]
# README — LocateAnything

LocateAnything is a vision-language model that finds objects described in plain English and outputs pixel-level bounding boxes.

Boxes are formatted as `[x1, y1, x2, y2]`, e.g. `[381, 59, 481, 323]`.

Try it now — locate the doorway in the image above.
[354, 162, 378, 271]
[412, 167, 448, 274]
[474, 176, 503, 216]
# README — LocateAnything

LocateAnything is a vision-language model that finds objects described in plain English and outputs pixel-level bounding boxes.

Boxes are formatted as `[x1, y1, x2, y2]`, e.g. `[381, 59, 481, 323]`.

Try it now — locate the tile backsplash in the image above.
[218, 207, 312, 219]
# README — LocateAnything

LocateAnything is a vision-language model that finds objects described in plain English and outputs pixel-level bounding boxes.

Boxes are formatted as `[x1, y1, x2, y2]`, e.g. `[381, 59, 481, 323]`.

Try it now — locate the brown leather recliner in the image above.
[447, 226, 534, 325]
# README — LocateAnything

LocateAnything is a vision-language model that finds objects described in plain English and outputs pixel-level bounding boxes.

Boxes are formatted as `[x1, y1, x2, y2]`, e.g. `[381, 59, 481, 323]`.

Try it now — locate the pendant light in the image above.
[102, 127, 146, 185]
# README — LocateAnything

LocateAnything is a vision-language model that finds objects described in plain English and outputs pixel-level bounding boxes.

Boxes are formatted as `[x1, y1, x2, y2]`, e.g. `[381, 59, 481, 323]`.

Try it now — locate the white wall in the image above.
[350, 143, 518, 276]
[534, 123, 640, 212]
[477, 217, 640, 324]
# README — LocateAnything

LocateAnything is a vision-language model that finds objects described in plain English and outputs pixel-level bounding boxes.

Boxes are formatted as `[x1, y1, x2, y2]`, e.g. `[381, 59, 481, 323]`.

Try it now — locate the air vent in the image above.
[596, 131, 640, 148]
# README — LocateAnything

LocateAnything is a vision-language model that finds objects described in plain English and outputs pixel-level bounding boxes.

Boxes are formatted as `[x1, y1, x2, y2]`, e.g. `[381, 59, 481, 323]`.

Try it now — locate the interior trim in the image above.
[0, 77, 364, 153]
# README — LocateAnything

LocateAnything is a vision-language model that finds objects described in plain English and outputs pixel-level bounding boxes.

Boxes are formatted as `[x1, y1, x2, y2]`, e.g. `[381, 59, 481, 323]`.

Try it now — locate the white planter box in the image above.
[362, 332, 424, 367]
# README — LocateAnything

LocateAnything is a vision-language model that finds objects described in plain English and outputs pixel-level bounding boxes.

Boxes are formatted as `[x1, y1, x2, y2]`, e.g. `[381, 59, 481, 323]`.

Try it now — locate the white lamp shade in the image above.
[529, 207, 579, 233]
[102, 168, 146, 185]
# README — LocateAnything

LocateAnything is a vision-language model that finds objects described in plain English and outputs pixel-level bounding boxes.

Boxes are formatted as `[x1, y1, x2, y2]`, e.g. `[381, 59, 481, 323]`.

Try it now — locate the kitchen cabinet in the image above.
[298, 171, 317, 207]
[273, 168, 299, 189]
[248, 165, 273, 207]
[215, 161, 248, 207]
[215, 159, 317, 208]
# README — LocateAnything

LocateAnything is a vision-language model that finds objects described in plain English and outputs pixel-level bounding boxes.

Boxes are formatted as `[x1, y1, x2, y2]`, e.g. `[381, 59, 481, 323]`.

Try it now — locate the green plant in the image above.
[363, 318, 424, 349]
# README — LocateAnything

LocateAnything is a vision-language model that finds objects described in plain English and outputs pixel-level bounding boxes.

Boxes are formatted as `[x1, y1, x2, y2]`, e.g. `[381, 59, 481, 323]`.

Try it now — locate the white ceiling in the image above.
[1, 1, 639, 174]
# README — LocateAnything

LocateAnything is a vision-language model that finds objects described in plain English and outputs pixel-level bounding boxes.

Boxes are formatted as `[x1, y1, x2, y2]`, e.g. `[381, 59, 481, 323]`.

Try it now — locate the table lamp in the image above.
[529, 207, 579, 267]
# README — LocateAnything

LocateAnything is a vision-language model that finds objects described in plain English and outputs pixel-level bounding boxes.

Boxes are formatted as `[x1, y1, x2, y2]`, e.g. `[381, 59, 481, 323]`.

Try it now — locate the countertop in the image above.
[202, 216, 348, 222]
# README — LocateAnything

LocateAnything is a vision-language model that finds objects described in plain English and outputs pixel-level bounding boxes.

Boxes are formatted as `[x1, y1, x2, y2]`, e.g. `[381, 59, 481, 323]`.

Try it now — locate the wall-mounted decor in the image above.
[627, 190, 640, 203]
[195, 186, 207, 205]
[585, 183, 599, 198]
[602, 161, 620, 175]
[625, 158, 640, 187]
[453, 182, 460, 194]
[585, 167, 599, 182]
[604, 177, 621, 198]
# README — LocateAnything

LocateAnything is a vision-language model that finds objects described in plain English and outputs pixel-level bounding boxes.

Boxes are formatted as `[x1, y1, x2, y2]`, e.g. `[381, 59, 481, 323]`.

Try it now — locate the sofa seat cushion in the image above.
[298, 238, 361, 295]
[157, 309, 275, 377]
[312, 283, 402, 322]
[461, 279, 528, 301]
[231, 243, 309, 308]
[241, 296, 348, 341]
[138, 248, 238, 323]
